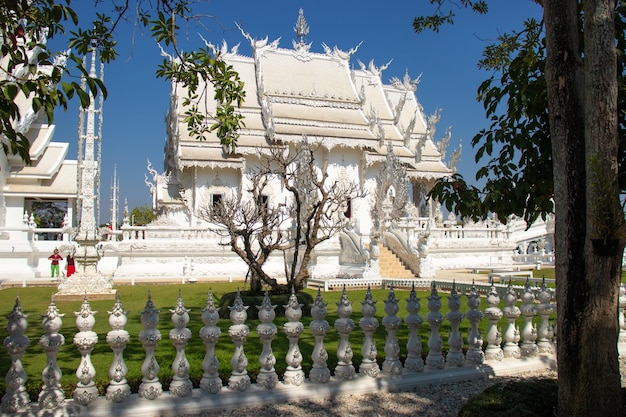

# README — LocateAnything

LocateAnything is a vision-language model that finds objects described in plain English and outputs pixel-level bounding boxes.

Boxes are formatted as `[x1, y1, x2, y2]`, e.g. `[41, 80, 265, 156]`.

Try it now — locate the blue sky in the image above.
[48, 1, 543, 224]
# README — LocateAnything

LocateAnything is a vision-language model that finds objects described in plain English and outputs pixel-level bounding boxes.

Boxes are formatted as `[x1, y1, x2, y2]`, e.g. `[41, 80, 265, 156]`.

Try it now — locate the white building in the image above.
[0, 10, 553, 284]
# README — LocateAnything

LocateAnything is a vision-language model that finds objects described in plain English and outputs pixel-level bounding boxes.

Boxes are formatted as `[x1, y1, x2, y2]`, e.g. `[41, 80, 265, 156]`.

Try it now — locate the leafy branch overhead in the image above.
[0, 1, 246, 165]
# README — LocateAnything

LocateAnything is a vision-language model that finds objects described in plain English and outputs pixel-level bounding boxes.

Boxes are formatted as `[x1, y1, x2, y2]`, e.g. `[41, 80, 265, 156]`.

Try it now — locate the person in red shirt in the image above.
[48, 248, 63, 278]
[66, 253, 75, 277]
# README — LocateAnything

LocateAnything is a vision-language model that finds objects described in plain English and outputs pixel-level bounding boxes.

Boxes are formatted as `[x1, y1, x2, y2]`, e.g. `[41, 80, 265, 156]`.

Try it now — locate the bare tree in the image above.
[203, 139, 364, 294]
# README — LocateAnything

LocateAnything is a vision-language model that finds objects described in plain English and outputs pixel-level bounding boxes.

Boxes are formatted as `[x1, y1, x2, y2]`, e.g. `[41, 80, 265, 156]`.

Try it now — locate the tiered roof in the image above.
[165, 10, 452, 182]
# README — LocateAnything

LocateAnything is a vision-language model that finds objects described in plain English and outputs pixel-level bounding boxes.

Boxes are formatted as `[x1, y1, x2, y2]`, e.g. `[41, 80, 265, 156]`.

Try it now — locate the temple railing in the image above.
[3, 281, 612, 417]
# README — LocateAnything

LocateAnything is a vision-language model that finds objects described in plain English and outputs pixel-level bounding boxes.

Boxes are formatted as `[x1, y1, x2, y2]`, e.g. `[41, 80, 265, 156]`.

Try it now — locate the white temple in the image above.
[0, 10, 554, 284]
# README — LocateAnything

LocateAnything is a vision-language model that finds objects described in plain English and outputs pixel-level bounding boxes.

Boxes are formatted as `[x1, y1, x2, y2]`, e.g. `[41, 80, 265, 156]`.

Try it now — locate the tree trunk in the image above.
[544, 1, 623, 415]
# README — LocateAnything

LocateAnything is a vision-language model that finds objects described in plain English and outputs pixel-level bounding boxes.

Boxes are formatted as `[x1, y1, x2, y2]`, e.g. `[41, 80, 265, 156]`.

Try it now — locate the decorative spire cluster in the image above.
[294, 8, 309, 44]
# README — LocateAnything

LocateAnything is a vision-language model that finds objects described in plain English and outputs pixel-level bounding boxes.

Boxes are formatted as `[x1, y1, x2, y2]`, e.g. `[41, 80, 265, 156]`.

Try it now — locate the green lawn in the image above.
[0, 281, 554, 398]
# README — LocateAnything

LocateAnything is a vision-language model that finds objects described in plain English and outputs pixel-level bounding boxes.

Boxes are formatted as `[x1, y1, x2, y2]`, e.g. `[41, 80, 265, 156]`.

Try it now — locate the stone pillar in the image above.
[404, 284, 424, 372]
[283, 288, 305, 386]
[106, 293, 131, 403]
[446, 282, 465, 367]
[256, 292, 278, 389]
[169, 290, 193, 397]
[484, 285, 503, 361]
[465, 286, 485, 364]
[73, 296, 99, 406]
[334, 286, 356, 380]
[535, 279, 555, 354]
[228, 290, 250, 391]
[309, 289, 331, 383]
[382, 287, 403, 374]
[138, 292, 163, 400]
[425, 282, 445, 369]
[359, 286, 380, 377]
[38, 296, 66, 409]
[502, 283, 521, 359]
[1, 297, 31, 412]
[199, 290, 222, 394]
[520, 282, 538, 357]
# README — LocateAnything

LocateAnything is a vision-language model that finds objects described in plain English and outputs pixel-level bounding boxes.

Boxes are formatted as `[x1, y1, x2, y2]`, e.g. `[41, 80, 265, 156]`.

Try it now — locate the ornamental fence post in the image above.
[138, 292, 162, 400]
[309, 289, 331, 383]
[382, 287, 403, 374]
[404, 284, 425, 371]
[1, 297, 30, 412]
[38, 296, 65, 409]
[106, 292, 131, 403]
[256, 292, 278, 389]
[73, 296, 98, 406]
[359, 286, 380, 377]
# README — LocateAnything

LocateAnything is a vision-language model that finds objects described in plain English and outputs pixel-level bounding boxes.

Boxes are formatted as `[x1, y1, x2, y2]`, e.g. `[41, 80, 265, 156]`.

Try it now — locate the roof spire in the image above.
[294, 8, 309, 44]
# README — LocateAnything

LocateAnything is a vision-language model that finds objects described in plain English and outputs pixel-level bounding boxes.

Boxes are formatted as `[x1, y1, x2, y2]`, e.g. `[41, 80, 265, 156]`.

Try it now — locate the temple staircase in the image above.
[378, 245, 418, 278]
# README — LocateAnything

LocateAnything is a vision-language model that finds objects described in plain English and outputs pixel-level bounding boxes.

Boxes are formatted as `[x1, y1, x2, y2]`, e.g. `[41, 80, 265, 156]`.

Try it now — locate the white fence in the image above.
[0, 281, 588, 417]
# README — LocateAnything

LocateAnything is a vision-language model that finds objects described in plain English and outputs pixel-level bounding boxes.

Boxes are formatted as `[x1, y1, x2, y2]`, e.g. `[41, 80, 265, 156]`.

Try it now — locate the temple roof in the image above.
[4, 160, 78, 197]
[165, 10, 454, 181]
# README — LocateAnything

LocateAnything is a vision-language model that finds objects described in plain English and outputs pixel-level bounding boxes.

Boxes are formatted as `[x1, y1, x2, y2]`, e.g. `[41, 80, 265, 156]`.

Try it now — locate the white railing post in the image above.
[502, 283, 522, 359]
[465, 286, 485, 364]
[536, 280, 555, 354]
[73, 296, 99, 406]
[227, 290, 250, 391]
[382, 287, 403, 374]
[404, 284, 425, 372]
[309, 289, 331, 383]
[138, 292, 163, 400]
[520, 283, 539, 357]
[199, 290, 222, 394]
[484, 285, 504, 361]
[256, 292, 278, 389]
[1, 297, 31, 412]
[446, 282, 465, 367]
[359, 286, 380, 377]
[334, 285, 356, 380]
[169, 290, 193, 397]
[283, 288, 305, 386]
[38, 296, 65, 409]
[106, 292, 131, 403]
[425, 283, 445, 369]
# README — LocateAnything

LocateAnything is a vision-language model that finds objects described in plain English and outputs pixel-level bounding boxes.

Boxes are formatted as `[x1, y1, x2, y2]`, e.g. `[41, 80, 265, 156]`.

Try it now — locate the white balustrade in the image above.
[169, 290, 193, 396]
[382, 287, 403, 374]
[0, 281, 586, 416]
[38, 296, 65, 409]
[227, 290, 250, 391]
[106, 293, 130, 402]
[404, 284, 425, 371]
[520, 283, 539, 357]
[138, 292, 163, 400]
[1, 297, 30, 412]
[536, 280, 555, 354]
[484, 285, 504, 361]
[465, 286, 485, 364]
[502, 283, 522, 358]
[425, 283, 445, 369]
[283, 288, 305, 385]
[334, 286, 356, 380]
[73, 297, 99, 406]
[256, 292, 278, 388]
[359, 286, 380, 377]
[446, 282, 465, 366]
[309, 289, 331, 383]
[199, 290, 222, 393]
